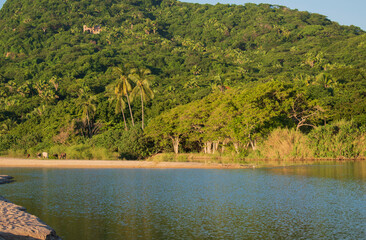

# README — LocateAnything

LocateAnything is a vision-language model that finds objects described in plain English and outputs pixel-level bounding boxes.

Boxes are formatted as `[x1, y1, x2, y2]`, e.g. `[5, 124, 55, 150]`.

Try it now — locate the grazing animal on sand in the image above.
[60, 153, 66, 159]
[42, 152, 48, 159]
[37, 153, 42, 158]
[53, 153, 58, 159]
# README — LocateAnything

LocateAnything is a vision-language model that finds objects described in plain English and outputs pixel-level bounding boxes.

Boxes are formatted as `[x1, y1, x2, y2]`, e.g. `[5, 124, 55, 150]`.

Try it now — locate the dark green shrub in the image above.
[308, 120, 365, 158]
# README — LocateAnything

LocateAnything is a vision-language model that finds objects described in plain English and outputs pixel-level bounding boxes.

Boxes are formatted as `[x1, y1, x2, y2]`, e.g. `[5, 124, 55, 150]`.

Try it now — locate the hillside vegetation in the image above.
[0, 0, 365, 160]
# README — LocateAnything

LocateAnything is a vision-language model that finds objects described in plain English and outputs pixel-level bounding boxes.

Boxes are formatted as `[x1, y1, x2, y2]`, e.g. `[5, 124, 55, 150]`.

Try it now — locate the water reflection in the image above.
[0, 163, 365, 239]
[267, 161, 366, 181]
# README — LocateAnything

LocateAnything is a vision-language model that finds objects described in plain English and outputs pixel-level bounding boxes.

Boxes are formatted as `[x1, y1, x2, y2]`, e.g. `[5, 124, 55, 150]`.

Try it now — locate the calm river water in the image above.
[0, 162, 365, 239]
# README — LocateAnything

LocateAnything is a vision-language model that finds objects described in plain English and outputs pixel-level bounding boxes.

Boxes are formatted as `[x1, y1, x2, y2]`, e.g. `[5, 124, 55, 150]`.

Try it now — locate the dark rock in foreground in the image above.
[0, 176, 13, 184]
[0, 176, 62, 240]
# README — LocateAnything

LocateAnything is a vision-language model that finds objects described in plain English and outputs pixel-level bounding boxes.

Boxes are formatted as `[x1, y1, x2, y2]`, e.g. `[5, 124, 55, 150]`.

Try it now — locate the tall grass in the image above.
[4, 149, 28, 158]
[6, 144, 118, 160]
[149, 153, 188, 162]
[254, 128, 312, 160]
[148, 152, 249, 164]
[247, 122, 365, 160]
[48, 144, 116, 160]
[308, 120, 365, 159]
[354, 133, 366, 159]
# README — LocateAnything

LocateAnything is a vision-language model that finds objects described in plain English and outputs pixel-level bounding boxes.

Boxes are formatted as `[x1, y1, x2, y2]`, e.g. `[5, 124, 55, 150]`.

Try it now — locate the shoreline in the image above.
[0, 157, 362, 169]
[0, 175, 61, 240]
[0, 157, 250, 169]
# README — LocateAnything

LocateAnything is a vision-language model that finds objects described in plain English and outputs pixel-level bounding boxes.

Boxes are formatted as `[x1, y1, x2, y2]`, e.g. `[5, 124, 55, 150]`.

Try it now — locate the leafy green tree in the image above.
[145, 105, 191, 154]
[201, 97, 236, 154]
[289, 93, 325, 131]
[229, 82, 292, 151]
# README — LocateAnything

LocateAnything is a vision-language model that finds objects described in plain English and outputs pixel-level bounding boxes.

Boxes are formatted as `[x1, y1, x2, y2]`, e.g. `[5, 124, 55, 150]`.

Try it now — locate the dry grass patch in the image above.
[257, 128, 312, 160]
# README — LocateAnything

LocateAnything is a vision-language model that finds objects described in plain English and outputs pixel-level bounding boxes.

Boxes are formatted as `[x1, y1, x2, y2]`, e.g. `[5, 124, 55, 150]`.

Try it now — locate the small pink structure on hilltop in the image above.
[83, 25, 102, 34]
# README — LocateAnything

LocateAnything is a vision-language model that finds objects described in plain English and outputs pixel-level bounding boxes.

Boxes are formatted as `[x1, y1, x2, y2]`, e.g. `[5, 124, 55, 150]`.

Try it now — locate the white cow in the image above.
[42, 152, 48, 159]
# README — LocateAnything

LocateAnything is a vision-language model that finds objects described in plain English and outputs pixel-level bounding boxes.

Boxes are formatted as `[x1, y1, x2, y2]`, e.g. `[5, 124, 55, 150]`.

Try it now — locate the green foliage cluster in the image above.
[0, 0, 364, 159]
[308, 120, 366, 159]
[145, 81, 365, 159]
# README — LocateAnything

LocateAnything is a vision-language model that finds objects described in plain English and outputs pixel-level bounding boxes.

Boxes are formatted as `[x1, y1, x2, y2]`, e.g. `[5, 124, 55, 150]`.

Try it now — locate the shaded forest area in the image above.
[0, 0, 365, 160]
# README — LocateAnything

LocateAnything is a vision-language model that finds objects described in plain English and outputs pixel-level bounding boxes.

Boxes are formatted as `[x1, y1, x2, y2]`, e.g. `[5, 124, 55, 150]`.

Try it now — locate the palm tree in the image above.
[316, 73, 335, 89]
[17, 81, 32, 97]
[129, 68, 154, 130]
[5, 80, 17, 94]
[213, 75, 226, 93]
[49, 76, 59, 91]
[114, 85, 128, 131]
[0, 119, 17, 135]
[112, 67, 135, 126]
[77, 86, 97, 137]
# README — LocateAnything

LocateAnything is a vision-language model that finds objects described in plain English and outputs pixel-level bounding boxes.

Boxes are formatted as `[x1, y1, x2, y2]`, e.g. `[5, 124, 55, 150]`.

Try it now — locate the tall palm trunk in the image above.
[86, 111, 92, 138]
[121, 105, 128, 131]
[126, 94, 135, 126]
[141, 92, 144, 130]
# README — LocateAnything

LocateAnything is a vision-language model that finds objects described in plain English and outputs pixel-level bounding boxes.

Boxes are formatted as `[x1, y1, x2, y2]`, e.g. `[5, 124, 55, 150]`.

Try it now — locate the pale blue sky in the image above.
[182, 0, 366, 30]
[0, 0, 365, 30]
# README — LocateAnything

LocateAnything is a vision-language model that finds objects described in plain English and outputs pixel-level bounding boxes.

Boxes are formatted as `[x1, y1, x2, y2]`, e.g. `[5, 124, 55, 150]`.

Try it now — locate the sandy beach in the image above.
[0, 157, 248, 169]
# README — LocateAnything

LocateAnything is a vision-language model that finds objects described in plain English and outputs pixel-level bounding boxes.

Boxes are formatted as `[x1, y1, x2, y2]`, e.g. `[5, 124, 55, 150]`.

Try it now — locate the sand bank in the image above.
[0, 176, 61, 240]
[0, 158, 249, 169]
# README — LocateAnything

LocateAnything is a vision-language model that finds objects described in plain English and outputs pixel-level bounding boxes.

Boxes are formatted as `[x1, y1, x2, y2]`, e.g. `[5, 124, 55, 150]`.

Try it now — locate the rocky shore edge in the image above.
[0, 175, 62, 240]
[0, 176, 13, 185]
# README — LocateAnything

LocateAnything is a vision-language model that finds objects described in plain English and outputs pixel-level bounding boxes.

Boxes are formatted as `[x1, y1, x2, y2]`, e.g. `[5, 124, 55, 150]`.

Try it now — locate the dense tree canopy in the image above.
[0, 0, 364, 159]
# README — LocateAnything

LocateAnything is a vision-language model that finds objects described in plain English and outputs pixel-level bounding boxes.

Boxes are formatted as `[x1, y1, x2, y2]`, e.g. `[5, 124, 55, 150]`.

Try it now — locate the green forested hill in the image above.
[0, 0, 365, 159]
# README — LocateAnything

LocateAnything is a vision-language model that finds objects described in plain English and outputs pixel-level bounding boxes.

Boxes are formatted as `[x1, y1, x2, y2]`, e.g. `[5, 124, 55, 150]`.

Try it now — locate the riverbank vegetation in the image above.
[0, 0, 365, 161]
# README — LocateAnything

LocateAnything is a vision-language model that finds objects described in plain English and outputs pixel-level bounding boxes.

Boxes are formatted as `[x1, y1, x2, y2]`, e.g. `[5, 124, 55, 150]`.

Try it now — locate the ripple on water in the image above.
[0, 163, 365, 240]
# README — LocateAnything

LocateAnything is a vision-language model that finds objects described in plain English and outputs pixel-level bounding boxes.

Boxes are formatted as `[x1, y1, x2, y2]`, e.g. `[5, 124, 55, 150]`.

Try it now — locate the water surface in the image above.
[0, 162, 365, 239]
